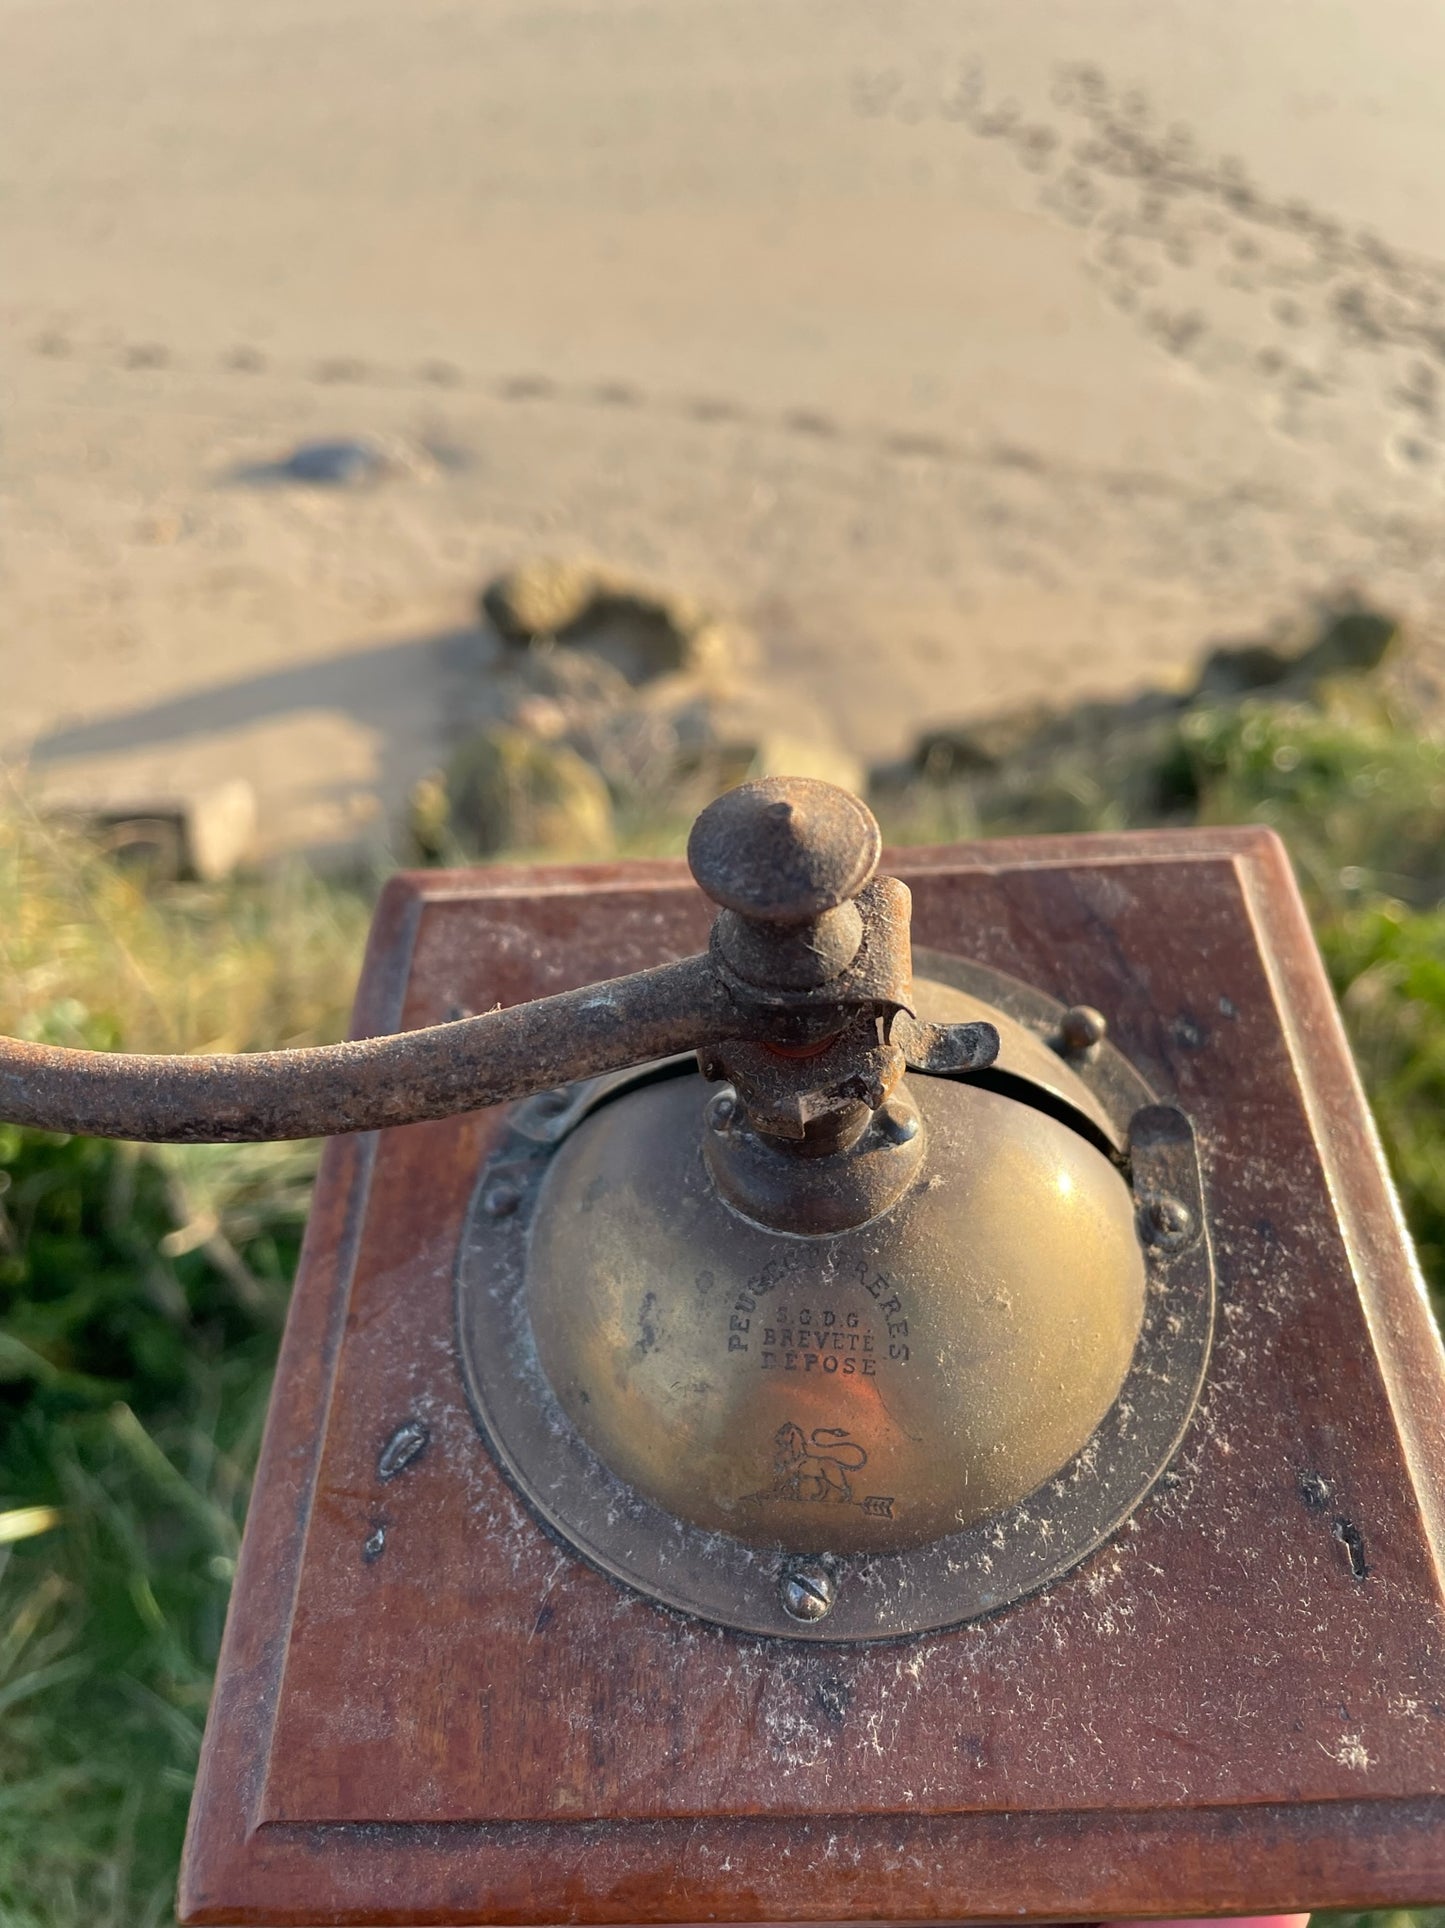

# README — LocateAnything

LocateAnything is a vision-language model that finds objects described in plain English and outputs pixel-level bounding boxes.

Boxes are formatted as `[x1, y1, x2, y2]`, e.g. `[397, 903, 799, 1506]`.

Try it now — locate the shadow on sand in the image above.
[23, 626, 505, 854]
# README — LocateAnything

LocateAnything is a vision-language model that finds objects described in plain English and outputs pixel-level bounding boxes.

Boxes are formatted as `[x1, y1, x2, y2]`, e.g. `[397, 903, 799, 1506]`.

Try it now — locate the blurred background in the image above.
[1, 2, 1443, 1921]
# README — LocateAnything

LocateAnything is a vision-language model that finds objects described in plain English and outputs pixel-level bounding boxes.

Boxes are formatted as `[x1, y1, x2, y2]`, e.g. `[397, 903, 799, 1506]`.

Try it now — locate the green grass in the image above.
[1182, 702, 1445, 1302]
[879, 690, 1445, 1297]
[0, 1128, 297, 1925]
[1, 681, 1443, 1923]
[0, 804, 367, 1925]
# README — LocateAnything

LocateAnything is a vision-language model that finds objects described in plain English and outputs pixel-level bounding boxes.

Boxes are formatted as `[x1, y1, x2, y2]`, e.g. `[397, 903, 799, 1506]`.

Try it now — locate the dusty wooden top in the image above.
[181, 828, 1445, 1923]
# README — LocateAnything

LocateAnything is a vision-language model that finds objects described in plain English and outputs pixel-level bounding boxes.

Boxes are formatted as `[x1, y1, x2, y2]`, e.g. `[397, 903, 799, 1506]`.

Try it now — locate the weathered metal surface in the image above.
[686, 775, 881, 925]
[702, 1077, 926, 1231]
[893, 1008, 1011, 1076]
[708, 873, 917, 1023]
[0, 952, 730, 1142]
[700, 1016, 904, 1145]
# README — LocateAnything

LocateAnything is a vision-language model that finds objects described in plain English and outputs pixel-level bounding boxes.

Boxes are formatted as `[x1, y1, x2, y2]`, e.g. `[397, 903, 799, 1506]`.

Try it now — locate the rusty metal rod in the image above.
[0, 786, 952, 1147]
[0, 953, 741, 1143]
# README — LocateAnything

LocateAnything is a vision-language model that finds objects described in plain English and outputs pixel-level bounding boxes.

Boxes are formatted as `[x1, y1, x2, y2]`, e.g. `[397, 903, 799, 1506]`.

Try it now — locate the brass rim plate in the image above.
[455, 957, 1215, 1642]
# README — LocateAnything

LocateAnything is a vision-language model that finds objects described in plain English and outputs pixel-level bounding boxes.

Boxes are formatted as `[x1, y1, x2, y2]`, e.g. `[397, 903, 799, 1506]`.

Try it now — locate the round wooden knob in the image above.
[686, 777, 882, 927]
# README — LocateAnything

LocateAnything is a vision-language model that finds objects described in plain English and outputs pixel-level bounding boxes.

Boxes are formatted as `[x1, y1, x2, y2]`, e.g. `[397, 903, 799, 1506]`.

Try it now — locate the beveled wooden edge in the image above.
[399, 825, 1283, 906]
[179, 874, 426, 1905]
[184, 1796, 1445, 1924]
[1236, 835, 1445, 1583]
[180, 828, 1445, 1924]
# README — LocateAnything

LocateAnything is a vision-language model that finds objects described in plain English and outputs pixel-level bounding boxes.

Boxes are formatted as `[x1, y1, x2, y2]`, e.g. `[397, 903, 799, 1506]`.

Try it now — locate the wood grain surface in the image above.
[179, 828, 1445, 1923]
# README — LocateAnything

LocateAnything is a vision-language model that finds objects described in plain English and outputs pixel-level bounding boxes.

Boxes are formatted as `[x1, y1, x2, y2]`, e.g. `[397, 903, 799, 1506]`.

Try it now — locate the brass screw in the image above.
[1060, 1005, 1108, 1054]
[483, 1181, 521, 1219]
[1141, 1194, 1195, 1251]
[878, 1101, 919, 1145]
[779, 1562, 836, 1622]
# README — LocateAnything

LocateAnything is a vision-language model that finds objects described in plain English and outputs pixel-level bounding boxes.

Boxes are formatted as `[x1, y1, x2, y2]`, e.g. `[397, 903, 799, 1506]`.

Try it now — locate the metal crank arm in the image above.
[0, 778, 997, 1146]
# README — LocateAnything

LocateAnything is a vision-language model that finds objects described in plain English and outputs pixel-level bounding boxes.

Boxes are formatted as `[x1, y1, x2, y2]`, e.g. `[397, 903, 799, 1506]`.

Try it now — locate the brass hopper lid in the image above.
[523, 979, 1145, 1557]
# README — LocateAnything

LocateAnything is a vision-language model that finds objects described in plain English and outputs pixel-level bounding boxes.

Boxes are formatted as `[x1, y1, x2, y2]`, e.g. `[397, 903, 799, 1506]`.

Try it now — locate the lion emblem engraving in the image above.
[771, 1421, 869, 1505]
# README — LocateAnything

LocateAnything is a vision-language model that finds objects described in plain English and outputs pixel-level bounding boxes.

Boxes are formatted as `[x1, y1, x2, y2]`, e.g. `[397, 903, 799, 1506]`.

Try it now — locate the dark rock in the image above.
[480, 559, 732, 686]
[912, 702, 1070, 779]
[1195, 640, 1300, 697]
[280, 438, 390, 486]
[482, 559, 597, 641]
[1197, 600, 1399, 699]
[878, 596, 1407, 844]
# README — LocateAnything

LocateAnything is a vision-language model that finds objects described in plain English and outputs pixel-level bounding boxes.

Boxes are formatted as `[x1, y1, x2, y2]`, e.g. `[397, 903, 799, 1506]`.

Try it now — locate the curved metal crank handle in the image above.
[0, 778, 999, 1145]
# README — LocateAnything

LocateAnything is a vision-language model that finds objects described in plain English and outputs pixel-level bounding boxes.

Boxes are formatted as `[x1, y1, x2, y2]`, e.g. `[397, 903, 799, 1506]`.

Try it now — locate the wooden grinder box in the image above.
[180, 827, 1445, 1924]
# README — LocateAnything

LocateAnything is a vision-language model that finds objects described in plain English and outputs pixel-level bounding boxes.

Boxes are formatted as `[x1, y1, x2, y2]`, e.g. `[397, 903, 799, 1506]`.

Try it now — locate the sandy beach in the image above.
[3, 0, 1443, 855]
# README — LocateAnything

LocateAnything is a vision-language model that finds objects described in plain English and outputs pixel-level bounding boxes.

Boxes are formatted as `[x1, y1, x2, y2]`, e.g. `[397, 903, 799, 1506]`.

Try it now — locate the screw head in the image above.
[483, 1181, 521, 1219]
[877, 1101, 920, 1145]
[1060, 1004, 1108, 1054]
[779, 1562, 836, 1622]
[706, 1089, 738, 1133]
[1141, 1194, 1195, 1251]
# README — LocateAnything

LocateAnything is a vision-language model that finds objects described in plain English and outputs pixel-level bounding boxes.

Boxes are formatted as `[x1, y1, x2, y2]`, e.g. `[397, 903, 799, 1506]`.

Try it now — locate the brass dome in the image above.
[525, 980, 1147, 1556]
